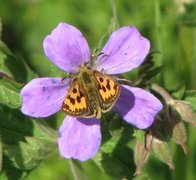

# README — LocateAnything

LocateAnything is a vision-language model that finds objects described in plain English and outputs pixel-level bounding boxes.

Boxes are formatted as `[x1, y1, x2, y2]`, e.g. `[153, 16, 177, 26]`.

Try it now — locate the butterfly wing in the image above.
[62, 79, 94, 118]
[93, 70, 121, 112]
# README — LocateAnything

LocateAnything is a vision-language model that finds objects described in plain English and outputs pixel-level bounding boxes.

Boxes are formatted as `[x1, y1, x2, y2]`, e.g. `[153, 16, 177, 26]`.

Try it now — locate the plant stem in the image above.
[151, 83, 173, 103]
[154, 0, 164, 85]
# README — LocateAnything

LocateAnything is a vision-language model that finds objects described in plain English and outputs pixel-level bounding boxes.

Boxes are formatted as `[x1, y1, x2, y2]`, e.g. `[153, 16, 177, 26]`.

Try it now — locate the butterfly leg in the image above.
[95, 107, 102, 119]
[61, 73, 78, 82]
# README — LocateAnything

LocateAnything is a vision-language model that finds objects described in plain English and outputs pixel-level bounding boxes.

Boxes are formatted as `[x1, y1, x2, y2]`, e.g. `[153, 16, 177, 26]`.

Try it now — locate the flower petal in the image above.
[58, 116, 101, 161]
[95, 26, 150, 74]
[43, 23, 90, 73]
[114, 85, 162, 129]
[20, 78, 70, 118]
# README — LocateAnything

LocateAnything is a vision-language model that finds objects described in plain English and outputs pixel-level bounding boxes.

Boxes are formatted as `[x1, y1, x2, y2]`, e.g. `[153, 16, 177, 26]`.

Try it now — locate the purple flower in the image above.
[20, 23, 162, 161]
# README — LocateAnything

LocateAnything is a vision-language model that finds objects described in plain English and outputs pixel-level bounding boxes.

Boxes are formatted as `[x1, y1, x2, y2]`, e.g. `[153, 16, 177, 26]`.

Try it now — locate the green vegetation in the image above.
[0, 0, 195, 179]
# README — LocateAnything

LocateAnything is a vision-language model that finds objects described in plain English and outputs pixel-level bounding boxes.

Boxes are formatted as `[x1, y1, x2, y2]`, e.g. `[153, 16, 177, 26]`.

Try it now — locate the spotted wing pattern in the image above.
[93, 70, 120, 112]
[62, 79, 92, 117]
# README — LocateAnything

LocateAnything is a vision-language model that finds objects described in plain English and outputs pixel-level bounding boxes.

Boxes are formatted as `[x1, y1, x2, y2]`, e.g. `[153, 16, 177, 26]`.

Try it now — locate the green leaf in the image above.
[93, 150, 134, 179]
[135, 52, 164, 87]
[0, 106, 57, 174]
[69, 160, 87, 180]
[0, 155, 29, 180]
[0, 41, 28, 83]
[93, 121, 135, 179]
[100, 135, 121, 154]
[0, 77, 22, 108]
[142, 66, 164, 82]
[138, 51, 156, 75]
[4, 136, 55, 170]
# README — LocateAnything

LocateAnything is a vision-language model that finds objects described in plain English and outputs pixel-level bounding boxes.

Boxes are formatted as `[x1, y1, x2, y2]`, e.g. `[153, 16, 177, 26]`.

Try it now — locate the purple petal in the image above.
[58, 116, 101, 161]
[43, 23, 90, 73]
[114, 85, 162, 129]
[20, 78, 70, 118]
[95, 26, 150, 74]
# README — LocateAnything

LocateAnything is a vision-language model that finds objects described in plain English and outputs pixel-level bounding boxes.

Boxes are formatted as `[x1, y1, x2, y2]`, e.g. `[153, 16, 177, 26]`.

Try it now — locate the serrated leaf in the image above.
[101, 120, 133, 153]
[138, 52, 155, 75]
[0, 82, 22, 108]
[108, 114, 124, 137]
[93, 149, 133, 179]
[142, 66, 164, 81]
[0, 106, 57, 173]
[4, 137, 55, 170]
[100, 135, 120, 154]
[93, 123, 134, 179]
[135, 52, 164, 87]
[0, 155, 29, 180]
[69, 160, 87, 180]
[0, 76, 22, 108]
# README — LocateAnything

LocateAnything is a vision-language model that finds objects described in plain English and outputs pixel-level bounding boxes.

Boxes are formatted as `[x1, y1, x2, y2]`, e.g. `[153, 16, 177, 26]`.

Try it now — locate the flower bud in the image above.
[152, 138, 175, 170]
[134, 131, 152, 175]
[172, 121, 188, 154]
[134, 140, 150, 175]
[170, 100, 196, 127]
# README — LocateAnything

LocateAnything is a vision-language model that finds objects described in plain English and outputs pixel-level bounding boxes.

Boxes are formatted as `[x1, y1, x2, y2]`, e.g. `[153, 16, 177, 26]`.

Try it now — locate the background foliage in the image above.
[0, 0, 195, 179]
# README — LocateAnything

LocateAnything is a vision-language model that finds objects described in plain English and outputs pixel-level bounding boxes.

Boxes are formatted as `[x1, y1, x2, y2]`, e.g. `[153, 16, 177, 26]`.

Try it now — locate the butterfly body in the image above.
[62, 65, 120, 119]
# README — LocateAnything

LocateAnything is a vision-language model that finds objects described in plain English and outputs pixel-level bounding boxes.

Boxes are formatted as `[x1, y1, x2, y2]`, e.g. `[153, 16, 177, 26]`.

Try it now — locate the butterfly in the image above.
[62, 64, 120, 119]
